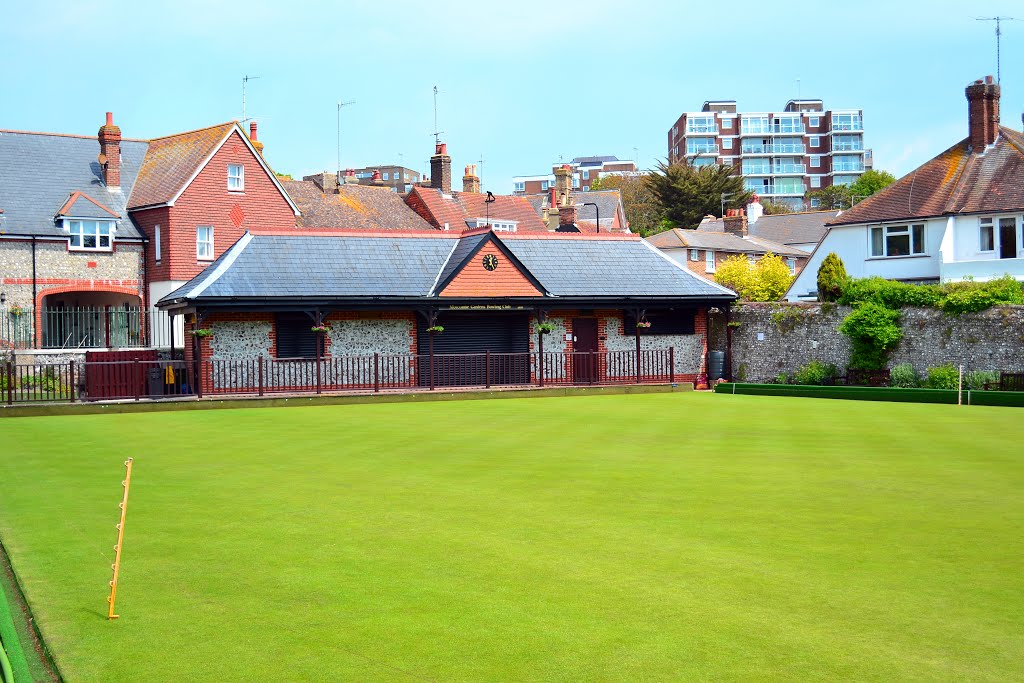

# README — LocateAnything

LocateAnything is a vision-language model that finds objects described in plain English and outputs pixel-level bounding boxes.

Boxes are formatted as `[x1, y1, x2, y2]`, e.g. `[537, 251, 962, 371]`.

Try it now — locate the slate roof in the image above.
[646, 228, 809, 257]
[0, 130, 148, 238]
[282, 180, 434, 231]
[525, 190, 628, 233]
[408, 186, 548, 232]
[159, 230, 734, 306]
[828, 126, 1024, 226]
[127, 122, 236, 209]
[697, 210, 838, 246]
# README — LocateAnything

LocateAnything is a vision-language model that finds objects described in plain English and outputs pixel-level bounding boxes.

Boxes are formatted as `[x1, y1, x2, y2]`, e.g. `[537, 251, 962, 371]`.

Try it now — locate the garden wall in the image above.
[710, 303, 1024, 383]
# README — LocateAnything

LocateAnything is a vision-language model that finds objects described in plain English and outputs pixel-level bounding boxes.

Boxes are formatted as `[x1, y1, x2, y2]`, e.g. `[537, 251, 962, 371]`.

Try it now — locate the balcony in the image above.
[685, 126, 719, 135]
[940, 258, 1024, 283]
[740, 124, 806, 136]
[744, 183, 806, 196]
[832, 142, 864, 152]
[773, 164, 806, 174]
[741, 144, 806, 155]
[831, 122, 864, 132]
[833, 162, 865, 172]
[742, 166, 772, 175]
[685, 145, 720, 155]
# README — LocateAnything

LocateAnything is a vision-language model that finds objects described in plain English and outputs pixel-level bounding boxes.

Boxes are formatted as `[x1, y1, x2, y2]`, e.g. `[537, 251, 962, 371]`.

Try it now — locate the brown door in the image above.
[999, 218, 1018, 259]
[572, 318, 599, 384]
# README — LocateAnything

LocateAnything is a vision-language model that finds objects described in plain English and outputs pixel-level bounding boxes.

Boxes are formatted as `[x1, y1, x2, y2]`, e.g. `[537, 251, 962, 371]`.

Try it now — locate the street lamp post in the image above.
[581, 202, 600, 234]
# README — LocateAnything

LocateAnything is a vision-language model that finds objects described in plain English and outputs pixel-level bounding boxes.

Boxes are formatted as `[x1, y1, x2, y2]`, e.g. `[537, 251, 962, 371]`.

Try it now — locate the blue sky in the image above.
[3, 0, 1022, 194]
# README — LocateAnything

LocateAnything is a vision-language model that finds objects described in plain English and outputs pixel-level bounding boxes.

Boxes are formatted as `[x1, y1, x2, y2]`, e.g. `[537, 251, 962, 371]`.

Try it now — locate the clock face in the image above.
[482, 254, 499, 271]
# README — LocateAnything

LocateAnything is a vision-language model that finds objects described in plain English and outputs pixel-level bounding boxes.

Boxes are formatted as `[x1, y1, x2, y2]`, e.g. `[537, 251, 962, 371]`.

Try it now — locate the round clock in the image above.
[482, 254, 499, 271]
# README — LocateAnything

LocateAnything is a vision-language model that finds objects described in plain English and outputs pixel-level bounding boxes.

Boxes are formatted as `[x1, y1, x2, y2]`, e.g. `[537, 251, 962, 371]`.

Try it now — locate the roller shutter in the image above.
[417, 313, 530, 386]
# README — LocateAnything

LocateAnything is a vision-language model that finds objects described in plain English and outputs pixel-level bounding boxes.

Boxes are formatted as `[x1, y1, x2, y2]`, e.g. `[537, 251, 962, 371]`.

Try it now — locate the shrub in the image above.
[926, 364, 960, 390]
[772, 372, 790, 385]
[792, 360, 839, 386]
[889, 363, 920, 388]
[816, 253, 848, 302]
[714, 253, 793, 301]
[964, 369, 999, 391]
[838, 277, 942, 308]
[838, 302, 902, 370]
[940, 276, 1024, 314]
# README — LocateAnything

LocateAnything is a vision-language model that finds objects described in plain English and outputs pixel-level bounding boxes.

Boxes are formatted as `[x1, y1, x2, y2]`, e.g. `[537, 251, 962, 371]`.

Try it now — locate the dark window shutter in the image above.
[275, 314, 320, 358]
[623, 310, 696, 336]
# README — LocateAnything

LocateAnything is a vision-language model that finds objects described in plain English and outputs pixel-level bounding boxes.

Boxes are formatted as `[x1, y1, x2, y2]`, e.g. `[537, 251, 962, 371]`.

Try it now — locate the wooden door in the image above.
[999, 218, 1018, 259]
[571, 318, 599, 384]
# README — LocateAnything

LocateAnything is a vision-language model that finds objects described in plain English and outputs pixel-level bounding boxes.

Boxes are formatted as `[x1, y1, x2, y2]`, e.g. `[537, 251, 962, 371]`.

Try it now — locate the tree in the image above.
[816, 252, 848, 302]
[713, 253, 794, 301]
[589, 173, 663, 237]
[849, 170, 896, 203]
[644, 160, 752, 232]
[807, 184, 852, 210]
[761, 200, 794, 215]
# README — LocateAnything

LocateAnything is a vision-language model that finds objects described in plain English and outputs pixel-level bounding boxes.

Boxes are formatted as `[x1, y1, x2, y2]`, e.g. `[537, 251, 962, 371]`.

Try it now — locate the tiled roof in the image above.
[524, 190, 627, 233]
[407, 186, 549, 232]
[829, 126, 1024, 226]
[698, 210, 838, 246]
[282, 180, 434, 231]
[0, 130, 147, 238]
[159, 230, 735, 305]
[127, 122, 236, 209]
[646, 228, 809, 257]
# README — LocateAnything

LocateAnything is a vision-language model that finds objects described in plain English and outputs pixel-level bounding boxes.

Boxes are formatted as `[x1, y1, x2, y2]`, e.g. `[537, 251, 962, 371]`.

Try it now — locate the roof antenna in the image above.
[433, 86, 443, 145]
[337, 98, 356, 175]
[976, 16, 1021, 83]
[242, 75, 260, 123]
[477, 152, 486, 191]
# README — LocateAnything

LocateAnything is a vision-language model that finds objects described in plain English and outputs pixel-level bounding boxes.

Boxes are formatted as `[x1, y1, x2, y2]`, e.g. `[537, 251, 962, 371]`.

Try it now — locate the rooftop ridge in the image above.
[0, 129, 148, 142]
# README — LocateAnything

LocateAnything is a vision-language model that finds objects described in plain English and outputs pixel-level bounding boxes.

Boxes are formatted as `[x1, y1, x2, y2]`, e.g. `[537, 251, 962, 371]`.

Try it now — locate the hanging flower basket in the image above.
[8, 305, 23, 317]
[535, 321, 556, 335]
[191, 328, 213, 338]
[636, 321, 652, 329]
[311, 325, 331, 333]
[426, 325, 444, 334]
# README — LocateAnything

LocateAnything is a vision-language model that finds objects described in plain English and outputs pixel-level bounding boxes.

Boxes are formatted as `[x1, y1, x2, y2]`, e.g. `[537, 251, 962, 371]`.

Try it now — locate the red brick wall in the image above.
[141, 130, 296, 283]
[440, 242, 542, 297]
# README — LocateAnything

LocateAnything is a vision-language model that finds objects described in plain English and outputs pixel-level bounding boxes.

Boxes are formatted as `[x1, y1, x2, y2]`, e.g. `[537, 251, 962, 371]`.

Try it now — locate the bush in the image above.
[940, 276, 1024, 314]
[816, 253, 848, 302]
[791, 360, 839, 385]
[714, 253, 794, 301]
[838, 277, 943, 308]
[964, 369, 999, 391]
[838, 302, 903, 370]
[889, 363, 920, 388]
[926, 364, 960, 390]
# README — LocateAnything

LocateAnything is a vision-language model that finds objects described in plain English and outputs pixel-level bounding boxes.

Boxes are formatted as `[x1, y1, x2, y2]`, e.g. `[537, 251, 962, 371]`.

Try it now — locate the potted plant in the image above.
[426, 325, 444, 334]
[8, 305, 23, 317]
[311, 324, 331, 333]
[191, 328, 213, 338]
[636, 320, 651, 329]
[535, 321, 556, 335]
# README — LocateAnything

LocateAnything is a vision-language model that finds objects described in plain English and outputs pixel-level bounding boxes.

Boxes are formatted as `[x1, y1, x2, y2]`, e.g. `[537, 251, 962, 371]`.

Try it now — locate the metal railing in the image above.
[833, 162, 865, 172]
[1, 307, 181, 351]
[744, 184, 806, 196]
[686, 145, 720, 155]
[2, 348, 682, 404]
[832, 142, 864, 151]
[741, 144, 806, 155]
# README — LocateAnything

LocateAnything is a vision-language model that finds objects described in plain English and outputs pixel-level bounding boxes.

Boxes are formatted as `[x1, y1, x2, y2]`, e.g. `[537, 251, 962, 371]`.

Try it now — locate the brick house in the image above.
[646, 210, 810, 281]
[0, 114, 298, 354]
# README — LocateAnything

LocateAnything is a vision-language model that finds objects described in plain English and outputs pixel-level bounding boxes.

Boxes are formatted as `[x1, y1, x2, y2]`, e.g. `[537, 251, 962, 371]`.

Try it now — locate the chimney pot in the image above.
[723, 210, 748, 237]
[106, 112, 113, 126]
[249, 121, 258, 141]
[430, 143, 452, 193]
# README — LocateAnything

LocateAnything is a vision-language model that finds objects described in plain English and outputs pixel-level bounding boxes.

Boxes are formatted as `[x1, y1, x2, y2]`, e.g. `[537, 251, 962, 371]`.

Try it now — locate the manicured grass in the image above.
[1, 393, 1022, 681]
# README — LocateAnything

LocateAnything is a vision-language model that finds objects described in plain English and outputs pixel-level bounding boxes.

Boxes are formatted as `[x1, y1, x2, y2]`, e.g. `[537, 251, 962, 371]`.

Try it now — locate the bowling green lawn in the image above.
[0, 392, 1022, 681]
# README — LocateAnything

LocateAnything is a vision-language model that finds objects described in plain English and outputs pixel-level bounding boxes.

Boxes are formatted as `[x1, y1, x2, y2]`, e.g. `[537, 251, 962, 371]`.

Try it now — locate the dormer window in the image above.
[228, 164, 244, 191]
[66, 219, 114, 251]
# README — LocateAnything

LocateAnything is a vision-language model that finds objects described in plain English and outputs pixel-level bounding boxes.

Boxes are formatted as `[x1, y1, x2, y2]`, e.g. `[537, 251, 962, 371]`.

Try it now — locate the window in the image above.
[197, 225, 214, 260]
[705, 249, 715, 272]
[275, 313, 322, 359]
[980, 219, 994, 251]
[810, 136, 820, 148]
[686, 115, 717, 134]
[383, 172, 389, 180]
[722, 138, 733, 149]
[572, 176, 580, 188]
[513, 181, 525, 192]
[540, 180, 550, 191]
[786, 258, 797, 274]
[870, 224, 925, 257]
[582, 170, 590, 180]
[810, 198, 821, 208]
[686, 137, 717, 154]
[810, 155, 821, 168]
[810, 176, 821, 188]
[831, 113, 862, 131]
[624, 310, 696, 336]
[809, 116, 820, 127]
[689, 248, 699, 261]
[227, 164, 244, 191]
[155, 224, 161, 261]
[691, 157, 716, 167]
[721, 118, 732, 129]
[67, 219, 114, 251]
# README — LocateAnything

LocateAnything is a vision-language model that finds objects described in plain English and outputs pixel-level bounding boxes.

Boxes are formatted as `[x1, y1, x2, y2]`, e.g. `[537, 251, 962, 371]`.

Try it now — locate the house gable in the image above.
[438, 234, 544, 298]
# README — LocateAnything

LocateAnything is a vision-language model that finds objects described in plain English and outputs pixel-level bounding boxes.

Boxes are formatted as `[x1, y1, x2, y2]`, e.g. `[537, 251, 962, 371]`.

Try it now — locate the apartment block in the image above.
[667, 99, 868, 210]
[347, 165, 423, 192]
[512, 156, 637, 195]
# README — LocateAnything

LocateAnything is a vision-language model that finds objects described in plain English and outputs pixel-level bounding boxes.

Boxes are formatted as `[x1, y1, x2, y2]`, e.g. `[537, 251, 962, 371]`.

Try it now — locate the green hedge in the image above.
[713, 383, 1024, 407]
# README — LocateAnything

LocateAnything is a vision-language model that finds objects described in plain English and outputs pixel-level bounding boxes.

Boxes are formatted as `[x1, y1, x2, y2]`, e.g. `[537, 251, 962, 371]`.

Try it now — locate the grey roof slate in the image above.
[160, 232, 735, 305]
[647, 228, 808, 257]
[0, 131, 147, 239]
[697, 210, 839, 246]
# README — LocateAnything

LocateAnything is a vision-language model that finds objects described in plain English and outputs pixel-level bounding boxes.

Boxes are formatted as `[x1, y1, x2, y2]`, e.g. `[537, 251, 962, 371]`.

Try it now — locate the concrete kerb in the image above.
[0, 383, 694, 418]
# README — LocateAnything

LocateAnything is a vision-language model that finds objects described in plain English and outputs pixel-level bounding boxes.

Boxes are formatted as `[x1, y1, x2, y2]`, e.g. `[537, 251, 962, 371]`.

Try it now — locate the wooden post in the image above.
[428, 333, 435, 391]
[485, 350, 491, 388]
[374, 353, 380, 392]
[538, 331, 545, 387]
[107, 457, 134, 620]
[195, 335, 204, 399]
[315, 333, 322, 395]
[258, 356, 265, 397]
[6, 361, 13, 406]
[635, 329, 641, 384]
[134, 358, 141, 401]
[669, 346, 675, 384]
[70, 358, 76, 403]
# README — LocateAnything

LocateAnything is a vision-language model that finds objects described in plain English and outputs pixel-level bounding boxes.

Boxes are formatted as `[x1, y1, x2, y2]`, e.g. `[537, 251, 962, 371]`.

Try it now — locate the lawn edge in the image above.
[0, 539, 62, 682]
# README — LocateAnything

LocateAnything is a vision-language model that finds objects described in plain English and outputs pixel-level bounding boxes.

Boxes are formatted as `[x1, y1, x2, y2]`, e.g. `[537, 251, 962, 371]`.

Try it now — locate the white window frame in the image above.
[513, 182, 525, 192]
[810, 176, 822, 189]
[722, 138, 733, 149]
[705, 250, 715, 272]
[809, 116, 820, 127]
[810, 156, 821, 168]
[869, 224, 925, 258]
[197, 225, 214, 261]
[227, 164, 244, 191]
[383, 172, 389, 180]
[721, 118, 733, 129]
[689, 248, 699, 261]
[786, 258, 797, 274]
[810, 136, 820, 148]
[540, 180, 549, 191]
[155, 224, 161, 261]
[980, 218, 995, 252]
[65, 219, 115, 252]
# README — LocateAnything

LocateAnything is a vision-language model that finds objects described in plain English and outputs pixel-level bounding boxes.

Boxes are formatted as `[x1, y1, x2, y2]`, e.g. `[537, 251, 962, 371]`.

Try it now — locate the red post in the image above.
[134, 358, 141, 401]
[485, 350, 491, 388]
[635, 330, 642, 384]
[195, 336, 204, 399]
[258, 356, 265, 397]
[669, 347, 675, 384]
[6, 361, 13, 406]
[315, 334, 322, 395]
[428, 333, 435, 391]
[374, 353, 380, 392]
[69, 359, 76, 403]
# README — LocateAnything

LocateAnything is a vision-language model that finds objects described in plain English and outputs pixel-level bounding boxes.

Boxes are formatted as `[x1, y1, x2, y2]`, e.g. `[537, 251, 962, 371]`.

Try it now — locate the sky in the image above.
[3, 0, 1022, 195]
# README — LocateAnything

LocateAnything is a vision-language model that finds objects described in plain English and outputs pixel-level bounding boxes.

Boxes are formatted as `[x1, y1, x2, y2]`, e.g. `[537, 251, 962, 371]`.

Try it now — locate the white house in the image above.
[788, 76, 1024, 301]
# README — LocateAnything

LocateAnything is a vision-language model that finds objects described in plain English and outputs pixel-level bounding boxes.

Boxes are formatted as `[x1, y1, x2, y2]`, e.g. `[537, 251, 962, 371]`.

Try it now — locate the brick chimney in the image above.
[248, 121, 264, 156]
[966, 75, 1001, 150]
[723, 208, 748, 237]
[430, 142, 452, 193]
[553, 164, 572, 207]
[97, 112, 121, 189]
[558, 204, 578, 229]
[342, 169, 358, 185]
[462, 164, 481, 193]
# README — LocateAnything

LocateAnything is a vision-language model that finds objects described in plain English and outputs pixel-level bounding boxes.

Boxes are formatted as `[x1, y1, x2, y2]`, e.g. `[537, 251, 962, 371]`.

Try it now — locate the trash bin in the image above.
[708, 351, 727, 381]
[147, 367, 163, 397]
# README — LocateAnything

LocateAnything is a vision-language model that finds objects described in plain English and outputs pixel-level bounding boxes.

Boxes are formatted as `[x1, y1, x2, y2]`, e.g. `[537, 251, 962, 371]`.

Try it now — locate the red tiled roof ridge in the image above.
[146, 121, 236, 142]
[57, 191, 120, 218]
[0, 129, 148, 142]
